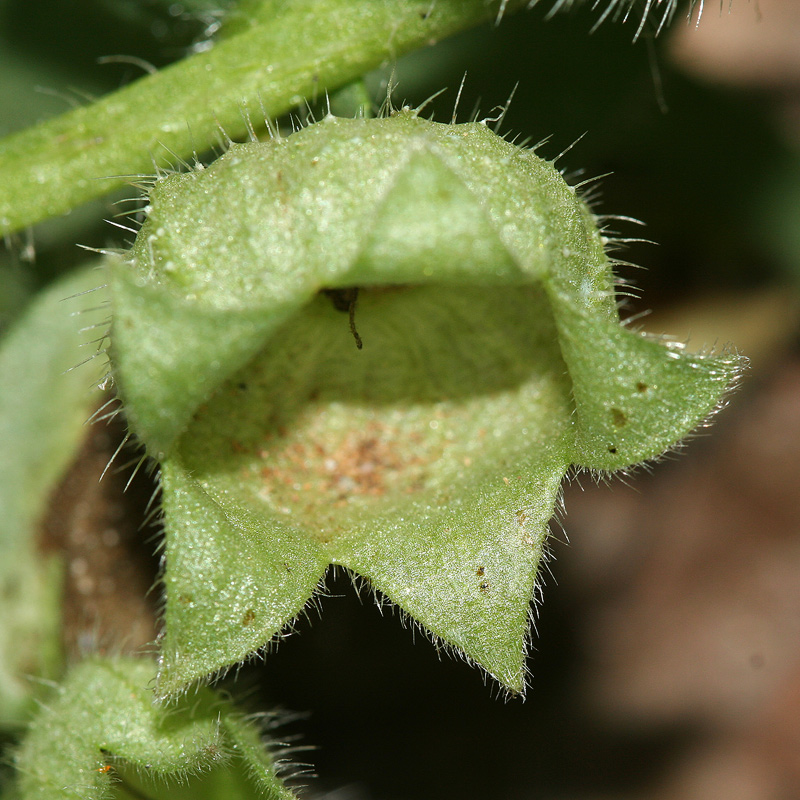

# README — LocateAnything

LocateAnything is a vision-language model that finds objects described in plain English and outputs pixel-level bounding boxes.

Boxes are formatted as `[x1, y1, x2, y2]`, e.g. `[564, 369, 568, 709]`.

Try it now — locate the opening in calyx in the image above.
[181, 282, 571, 538]
[110, 110, 742, 697]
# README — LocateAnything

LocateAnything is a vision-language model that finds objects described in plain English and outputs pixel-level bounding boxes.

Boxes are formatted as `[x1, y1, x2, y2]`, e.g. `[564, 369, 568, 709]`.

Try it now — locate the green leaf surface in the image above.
[0, 264, 107, 726]
[109, 113, 743, 697]
[14, 657, 297, 800]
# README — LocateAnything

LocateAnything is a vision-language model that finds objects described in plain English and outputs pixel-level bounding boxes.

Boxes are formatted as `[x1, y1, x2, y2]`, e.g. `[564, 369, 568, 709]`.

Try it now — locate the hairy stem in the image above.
[0, 0, 528, 237]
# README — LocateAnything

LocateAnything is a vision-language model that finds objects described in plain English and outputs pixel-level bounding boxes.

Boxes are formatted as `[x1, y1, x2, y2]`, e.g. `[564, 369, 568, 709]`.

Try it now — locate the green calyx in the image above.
[109, 111, 742, 697]
[14, 656, 296, 800]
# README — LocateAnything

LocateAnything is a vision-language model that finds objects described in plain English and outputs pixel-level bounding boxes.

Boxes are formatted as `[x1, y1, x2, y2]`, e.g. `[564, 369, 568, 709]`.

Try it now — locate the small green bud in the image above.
[14, 656, 296, 800]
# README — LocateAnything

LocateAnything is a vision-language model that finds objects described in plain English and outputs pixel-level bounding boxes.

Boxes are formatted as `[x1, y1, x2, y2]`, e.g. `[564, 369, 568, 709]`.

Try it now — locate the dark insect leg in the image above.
[322, 287, 363, 350]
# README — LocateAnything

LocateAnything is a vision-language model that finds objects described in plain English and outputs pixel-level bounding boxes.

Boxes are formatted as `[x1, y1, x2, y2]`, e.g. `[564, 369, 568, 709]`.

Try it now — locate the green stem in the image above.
[116, 782, 158, 800]
[0, 0, 527, 238]
[329, 79, 375, 119]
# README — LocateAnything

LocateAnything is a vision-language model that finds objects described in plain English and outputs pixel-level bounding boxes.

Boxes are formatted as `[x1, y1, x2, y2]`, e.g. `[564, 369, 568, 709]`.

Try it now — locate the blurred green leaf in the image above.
[0, 264, 107, 726]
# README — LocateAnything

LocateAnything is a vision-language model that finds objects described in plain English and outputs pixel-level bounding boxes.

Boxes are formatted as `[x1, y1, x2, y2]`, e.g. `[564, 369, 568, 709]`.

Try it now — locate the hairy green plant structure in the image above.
[0, 2, 749, 796]
[0, 0, 533, 237]
[14, 657, 296, 800]
[0, 267, 105, 728]
[109, 110, 743, 699]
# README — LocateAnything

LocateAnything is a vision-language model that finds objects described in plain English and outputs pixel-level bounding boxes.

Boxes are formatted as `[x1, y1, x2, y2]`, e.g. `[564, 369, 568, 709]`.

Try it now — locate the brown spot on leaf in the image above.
[611, 408, 628, 427]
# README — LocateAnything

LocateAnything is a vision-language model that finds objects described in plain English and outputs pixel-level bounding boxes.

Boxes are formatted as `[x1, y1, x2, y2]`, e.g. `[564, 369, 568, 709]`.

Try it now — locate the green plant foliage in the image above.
[14, 656, 297, 800]
[108, 111, 743, 698]
[0, 265, 107, 726]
